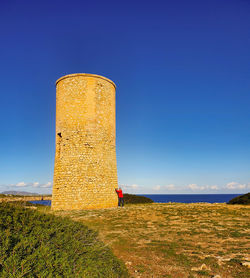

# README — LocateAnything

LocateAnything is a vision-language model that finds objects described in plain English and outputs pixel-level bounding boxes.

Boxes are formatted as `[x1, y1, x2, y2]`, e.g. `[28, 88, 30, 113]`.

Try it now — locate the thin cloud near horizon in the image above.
[2, 181, 53, 189]
[1, 181, 249, 194]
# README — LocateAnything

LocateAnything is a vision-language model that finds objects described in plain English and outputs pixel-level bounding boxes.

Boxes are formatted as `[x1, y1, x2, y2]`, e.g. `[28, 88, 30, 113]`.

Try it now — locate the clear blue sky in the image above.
[0, 0, 249, 194]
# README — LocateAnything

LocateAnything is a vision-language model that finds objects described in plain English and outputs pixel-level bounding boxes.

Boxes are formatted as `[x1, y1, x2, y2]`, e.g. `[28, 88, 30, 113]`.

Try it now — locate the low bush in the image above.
[0, 203, 128, 277]
[123, 194, 153, 204]
[0, 194, 8, 198]
[227, 193, 250, 205]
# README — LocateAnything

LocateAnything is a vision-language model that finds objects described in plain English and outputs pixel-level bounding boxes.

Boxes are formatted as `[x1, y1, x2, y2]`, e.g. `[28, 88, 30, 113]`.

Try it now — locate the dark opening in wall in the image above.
[57, 132, 62, 138]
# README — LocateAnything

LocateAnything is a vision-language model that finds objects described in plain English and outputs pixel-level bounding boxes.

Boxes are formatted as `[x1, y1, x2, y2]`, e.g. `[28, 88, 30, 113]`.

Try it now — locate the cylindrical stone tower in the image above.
[52, 73, 118, 210]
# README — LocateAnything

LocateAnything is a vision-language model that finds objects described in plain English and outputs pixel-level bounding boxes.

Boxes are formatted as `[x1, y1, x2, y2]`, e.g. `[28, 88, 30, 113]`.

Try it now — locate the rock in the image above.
[25, 206, 37, 209]
[125, 261, 132, 266]
[212, 275, 221, 278]
[201, 264, 210, 270]
[191, 263, 211, 271]
[241, 262, 250, 268]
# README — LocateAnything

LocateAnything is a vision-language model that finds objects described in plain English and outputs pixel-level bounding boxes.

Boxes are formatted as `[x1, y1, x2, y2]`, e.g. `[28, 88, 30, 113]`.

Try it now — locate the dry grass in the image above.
[53, 203, 249, 278]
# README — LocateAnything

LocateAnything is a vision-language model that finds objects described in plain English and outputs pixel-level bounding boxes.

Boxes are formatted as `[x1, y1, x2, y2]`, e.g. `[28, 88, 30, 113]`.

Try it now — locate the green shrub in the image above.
[0, 203, 128, 277]
[123, 194, 153, 204]
[227, 193, 250, 205]
[0, 194, 8, 198]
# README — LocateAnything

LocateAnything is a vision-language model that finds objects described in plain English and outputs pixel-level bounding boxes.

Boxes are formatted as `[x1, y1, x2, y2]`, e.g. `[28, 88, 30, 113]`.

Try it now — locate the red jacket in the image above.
[116, 189, 123, 198]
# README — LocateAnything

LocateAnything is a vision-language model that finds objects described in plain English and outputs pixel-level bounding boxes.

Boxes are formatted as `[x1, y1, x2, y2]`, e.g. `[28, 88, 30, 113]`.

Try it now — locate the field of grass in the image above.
[54, 203, 250, 278]
[0, 202, 128, 277]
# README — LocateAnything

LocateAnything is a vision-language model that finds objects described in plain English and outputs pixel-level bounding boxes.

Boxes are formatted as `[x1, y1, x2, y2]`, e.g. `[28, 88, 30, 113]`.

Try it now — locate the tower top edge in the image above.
[55, 73, 116, 88]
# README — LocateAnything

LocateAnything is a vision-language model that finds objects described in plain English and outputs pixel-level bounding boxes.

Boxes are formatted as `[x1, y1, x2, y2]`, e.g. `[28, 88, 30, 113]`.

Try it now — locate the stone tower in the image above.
[52, 73, 118, 210]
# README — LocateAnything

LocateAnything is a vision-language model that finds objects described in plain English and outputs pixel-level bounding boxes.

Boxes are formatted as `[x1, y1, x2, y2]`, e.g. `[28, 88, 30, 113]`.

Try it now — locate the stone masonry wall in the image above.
[52, 74, 118, 210]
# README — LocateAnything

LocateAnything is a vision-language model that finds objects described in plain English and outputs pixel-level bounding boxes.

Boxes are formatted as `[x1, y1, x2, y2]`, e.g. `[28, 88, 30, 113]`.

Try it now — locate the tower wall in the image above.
[52, 73, 118, 210]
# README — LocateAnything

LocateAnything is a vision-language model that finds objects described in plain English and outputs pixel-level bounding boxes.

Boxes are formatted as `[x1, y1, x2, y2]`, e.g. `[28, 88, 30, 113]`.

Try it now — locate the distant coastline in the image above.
[27, 194, 243, 207]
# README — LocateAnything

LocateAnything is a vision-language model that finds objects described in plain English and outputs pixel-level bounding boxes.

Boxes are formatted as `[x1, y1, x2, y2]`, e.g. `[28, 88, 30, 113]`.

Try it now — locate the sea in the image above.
[139, 194, 241, 204]
[30, 194, 240, 206]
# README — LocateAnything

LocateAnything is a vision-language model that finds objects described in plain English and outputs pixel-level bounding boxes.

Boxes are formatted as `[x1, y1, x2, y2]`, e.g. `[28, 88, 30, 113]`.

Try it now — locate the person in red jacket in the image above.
[115, 187, 124, 207]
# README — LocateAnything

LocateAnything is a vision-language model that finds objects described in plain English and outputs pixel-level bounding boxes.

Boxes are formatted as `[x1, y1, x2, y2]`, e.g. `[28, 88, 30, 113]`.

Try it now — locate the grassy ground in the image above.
[53, 203, 250, 278]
